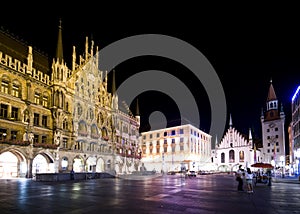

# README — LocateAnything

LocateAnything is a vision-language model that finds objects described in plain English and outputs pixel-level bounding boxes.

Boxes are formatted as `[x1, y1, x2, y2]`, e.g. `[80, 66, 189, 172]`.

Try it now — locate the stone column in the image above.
[26, 158, 33, 178]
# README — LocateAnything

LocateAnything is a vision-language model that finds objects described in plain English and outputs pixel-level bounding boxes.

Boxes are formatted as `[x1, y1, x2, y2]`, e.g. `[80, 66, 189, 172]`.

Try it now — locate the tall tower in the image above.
[261, 80, 285, 166]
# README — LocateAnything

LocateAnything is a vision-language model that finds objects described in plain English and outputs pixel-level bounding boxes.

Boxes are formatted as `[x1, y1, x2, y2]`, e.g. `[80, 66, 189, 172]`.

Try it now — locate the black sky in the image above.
[1, 4, 300, 141]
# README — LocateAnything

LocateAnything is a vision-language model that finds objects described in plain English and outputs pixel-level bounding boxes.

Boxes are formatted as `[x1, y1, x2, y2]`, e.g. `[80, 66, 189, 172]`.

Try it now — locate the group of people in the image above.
[235, 165, 254, 193]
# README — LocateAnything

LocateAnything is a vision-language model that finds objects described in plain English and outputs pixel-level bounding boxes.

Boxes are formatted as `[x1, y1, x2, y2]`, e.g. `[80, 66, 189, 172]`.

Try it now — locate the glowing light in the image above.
[292, 85, 300, 102]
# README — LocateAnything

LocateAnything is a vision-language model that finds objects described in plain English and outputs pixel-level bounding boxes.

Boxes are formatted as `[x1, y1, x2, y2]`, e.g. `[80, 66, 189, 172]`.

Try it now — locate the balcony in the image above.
[0, 139, 30, 146]
[33, 143, 58, 149]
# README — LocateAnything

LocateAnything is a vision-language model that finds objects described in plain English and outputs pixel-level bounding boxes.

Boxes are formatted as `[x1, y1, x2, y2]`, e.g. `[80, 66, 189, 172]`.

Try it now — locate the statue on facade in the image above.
[54, 130, 61, 145]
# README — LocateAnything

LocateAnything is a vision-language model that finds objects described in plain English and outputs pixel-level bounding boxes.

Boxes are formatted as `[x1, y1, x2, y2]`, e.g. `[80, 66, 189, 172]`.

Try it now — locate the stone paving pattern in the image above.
[0, 173, 299, 214]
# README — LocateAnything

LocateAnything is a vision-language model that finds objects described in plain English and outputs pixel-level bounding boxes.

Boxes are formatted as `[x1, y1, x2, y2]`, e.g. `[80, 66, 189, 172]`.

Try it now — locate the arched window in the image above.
[63, 118, 68, 130]
[221, 153, 225, 163]
[34, 90, 41, 105]
[42, 92, 49, 107]
[1, 76, 10, 94]
[12, 80, 21, 98]
[239, 151, 244, 162]
[229, 150, 235, 163]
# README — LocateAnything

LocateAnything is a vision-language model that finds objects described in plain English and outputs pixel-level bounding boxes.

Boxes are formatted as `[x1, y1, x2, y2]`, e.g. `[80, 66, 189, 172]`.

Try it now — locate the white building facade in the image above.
[140, 124, 212, 173]
[212, 115, 261, 172]
[261, 80, 285, 167]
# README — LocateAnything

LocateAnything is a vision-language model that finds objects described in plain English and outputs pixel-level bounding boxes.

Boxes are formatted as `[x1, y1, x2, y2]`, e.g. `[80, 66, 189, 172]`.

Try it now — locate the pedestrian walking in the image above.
[236, 165, 244, 191]
[245, 167, 253, 193]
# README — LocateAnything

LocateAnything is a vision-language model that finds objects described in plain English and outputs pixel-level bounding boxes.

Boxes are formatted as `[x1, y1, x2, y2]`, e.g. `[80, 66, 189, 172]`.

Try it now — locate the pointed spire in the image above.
[215, 135, 218, 147]
[72, 46, 76, 71]
[267, 78, 277, 101]
[229, 114, 232, 128]
[27, 46, 33, 73]
[56, 19, 64, 63]
[112, 69, 116, 95]
[136, 98, 140, 116]
[85, 36, 88, 60]
[249, 128, 252, 140]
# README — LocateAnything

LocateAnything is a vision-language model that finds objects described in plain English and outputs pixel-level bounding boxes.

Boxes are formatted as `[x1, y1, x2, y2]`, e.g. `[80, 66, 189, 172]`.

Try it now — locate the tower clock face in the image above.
[269, 122, 275, 128]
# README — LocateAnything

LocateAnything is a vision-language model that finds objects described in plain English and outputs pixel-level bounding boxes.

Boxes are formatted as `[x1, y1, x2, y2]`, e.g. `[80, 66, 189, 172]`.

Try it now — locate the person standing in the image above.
[245, 167, 254, 193]
[236, 165, 244, 191]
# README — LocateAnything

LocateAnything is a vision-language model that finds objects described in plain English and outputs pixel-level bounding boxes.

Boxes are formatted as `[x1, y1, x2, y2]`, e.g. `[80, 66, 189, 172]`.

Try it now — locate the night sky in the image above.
[1, 4, 299, 144]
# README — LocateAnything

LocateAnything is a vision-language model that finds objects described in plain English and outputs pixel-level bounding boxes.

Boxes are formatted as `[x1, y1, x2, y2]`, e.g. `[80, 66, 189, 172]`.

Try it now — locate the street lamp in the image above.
[280, 156, 285, 178]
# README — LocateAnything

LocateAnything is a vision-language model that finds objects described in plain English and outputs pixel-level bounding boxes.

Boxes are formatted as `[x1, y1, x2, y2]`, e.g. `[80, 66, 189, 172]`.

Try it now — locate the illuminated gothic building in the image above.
[261, 80, 285, 167]
[0, 25, 141, 178]
[211, 115, 261, 172]
[140, 124, 212, 173]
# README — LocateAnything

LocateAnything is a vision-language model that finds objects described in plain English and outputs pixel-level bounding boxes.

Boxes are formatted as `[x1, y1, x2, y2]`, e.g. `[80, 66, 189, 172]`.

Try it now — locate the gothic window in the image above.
[1, 80, 9, 94]
[11, 131, 17, 140]
[239, 151, 244, 162]
[42, 115, 47, 127]
[11, 107, 18, 120]
[63, 138, 68, 148]
[0, 104, 8, 118]
[91, 124, 98, 138]
[229, 150, 235, 163]
[101, 127, 108, 140]
[63, 119, 68, 130]
[77, 104, 82, 116]
[33, 134, 39, 143]
[42, 94, 49, 107]
[34, 113, 39, 126]
[42, 136, 47, 144]
[89, 108, 94, 120]
[78, 121, 87, 136]
[12, 83, 20, 97]
[221, 153, 225, 163]
[34, 92, 41, 105]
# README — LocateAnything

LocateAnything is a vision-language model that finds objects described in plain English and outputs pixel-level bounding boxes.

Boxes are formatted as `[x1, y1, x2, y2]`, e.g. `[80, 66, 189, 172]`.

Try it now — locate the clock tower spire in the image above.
[261, 79, 285, 167]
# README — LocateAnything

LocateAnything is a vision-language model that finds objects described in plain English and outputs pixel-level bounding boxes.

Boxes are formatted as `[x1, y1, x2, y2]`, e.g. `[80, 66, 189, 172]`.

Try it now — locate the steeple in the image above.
[249, 128, 252, 141]
[229, 114, 233, 128]
[56, 19, 64, 63]
[264, 79, 280, 121]
[215, 135, 218, 148]
[135, 98, 140, 127]
[267, 79, 277, 102]
[112, 69, 116, 95]
[111, 69, 118, 110]
[136, 98, 140, 116]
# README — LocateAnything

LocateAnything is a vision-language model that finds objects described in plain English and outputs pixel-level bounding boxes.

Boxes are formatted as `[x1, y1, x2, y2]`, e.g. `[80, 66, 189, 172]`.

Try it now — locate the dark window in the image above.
[0, 104, 8, 118]
[11, 131, 17, 140]
[34, 113, 39, 126]
[11, 107, 18, 119]
[42, 115, 47, 127]
[33, 134, 39, 143]
[42, 136, 47, 144]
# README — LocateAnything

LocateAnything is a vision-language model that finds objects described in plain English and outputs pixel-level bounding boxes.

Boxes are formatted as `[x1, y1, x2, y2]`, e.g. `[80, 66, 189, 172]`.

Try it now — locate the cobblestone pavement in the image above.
[0, 173, 299, 214]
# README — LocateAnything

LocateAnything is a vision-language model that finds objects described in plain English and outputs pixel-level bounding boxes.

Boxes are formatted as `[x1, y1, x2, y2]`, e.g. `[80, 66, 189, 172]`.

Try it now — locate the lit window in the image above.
[12, 85, 19, 97]
[34, 93, 40, 105]
[1, 81, 9, 94]
[42, 96, 48, 107]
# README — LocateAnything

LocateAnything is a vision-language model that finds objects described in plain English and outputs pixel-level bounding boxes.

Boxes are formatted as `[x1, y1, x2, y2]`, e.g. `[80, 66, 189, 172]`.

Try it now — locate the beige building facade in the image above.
[0, 25, 141, 178]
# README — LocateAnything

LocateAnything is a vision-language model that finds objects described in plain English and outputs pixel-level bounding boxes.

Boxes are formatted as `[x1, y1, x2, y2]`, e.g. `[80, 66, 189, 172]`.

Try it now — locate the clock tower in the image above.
[261, 80, 285, 167]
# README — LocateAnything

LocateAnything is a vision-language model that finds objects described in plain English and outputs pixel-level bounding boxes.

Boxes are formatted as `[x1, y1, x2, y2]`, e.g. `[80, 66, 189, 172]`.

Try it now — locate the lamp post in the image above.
[280, 156, 285, 178]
